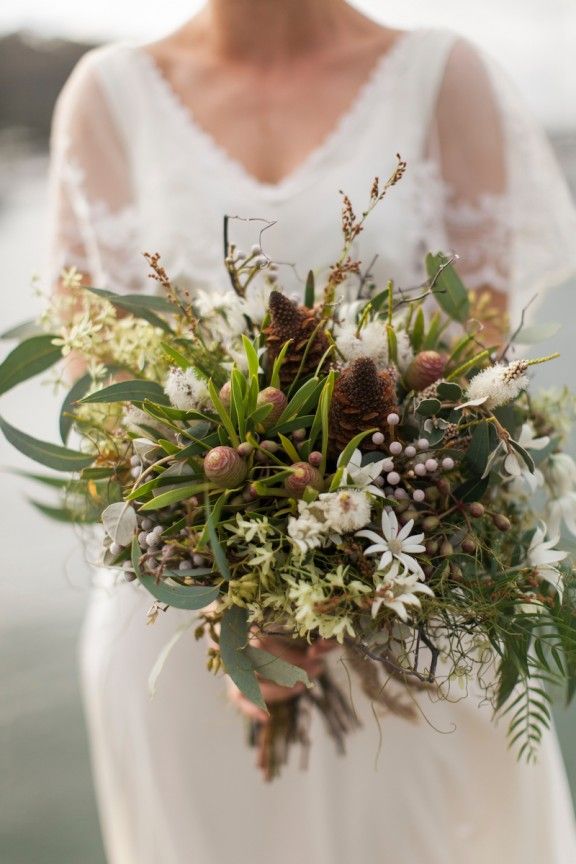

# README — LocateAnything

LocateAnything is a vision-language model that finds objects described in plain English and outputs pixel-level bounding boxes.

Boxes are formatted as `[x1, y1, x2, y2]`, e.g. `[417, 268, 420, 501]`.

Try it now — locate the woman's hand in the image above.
[226, 635, 336, 723]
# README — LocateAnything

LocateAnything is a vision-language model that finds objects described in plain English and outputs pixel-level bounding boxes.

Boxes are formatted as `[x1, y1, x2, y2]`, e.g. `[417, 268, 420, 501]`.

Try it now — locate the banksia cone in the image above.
[329, 358, 398, 455]
[204, 446, 247, 488]
[405, 351, 447, 392]
[264, 291, 329, 386]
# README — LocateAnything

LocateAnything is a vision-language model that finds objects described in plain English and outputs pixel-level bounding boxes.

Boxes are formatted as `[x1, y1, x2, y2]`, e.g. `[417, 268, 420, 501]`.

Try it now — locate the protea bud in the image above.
[405, 351, 447, 392]
[219, 381, 232, 406]
[284, 462, 323, 497]
[204, 446, 247, 488]
[257, 387, 288, 428]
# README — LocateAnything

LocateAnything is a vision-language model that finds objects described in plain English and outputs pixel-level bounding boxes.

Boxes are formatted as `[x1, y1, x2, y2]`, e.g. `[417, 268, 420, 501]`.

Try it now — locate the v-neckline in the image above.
[129, 29, 423, 198]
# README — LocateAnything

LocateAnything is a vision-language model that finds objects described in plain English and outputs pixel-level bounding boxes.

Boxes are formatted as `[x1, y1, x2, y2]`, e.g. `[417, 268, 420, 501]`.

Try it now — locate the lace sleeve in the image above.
[424, 37, 576, 323]
[45, 48, 142, 293]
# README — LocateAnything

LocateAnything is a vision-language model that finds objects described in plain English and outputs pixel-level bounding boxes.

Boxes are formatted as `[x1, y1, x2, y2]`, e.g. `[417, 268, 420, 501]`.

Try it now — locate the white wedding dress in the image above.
[46, 26, 576, 864]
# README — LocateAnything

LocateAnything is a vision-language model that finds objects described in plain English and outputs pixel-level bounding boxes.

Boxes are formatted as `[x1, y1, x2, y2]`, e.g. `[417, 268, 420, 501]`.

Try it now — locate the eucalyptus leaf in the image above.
[86, 287, 174, 331]
[102, 502, 138, 546]
[0, 416, 95, 471]
[139, 573, 220, 610]
[244, 646, 312, 689]
[0, 334, 62, 397]
[426, 252, 470, 323]
[436, 381, 462, 401]
[28, 499, 99, 524]
[416, 398, 442, 417]
[1, 319, 44, 341]
[454, 475, 490, 504]
[80, 379, 170, 405]
[220, 606, 267, 711]
[59, 373, 92, 442]
[514, 323, 561, 345]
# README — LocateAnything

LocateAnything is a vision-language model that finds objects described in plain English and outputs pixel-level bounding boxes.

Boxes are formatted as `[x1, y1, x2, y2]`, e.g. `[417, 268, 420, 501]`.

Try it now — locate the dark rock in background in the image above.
[0, 31, 98, 145]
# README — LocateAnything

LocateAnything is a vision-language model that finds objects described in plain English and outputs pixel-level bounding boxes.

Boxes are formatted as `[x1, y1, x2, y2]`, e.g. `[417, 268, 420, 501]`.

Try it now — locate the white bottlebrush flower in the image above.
[371, 571, 434, 621]
[338, 448, 393, 497]
[356, 508, 426, 581]
[164, 367, 210, 411]
[318, 490, 372, 533]
[334, 320, 413, 373]
[527, 523, 567, 600]
[460, 360, 529, 410]
[335, 320, 389, 369]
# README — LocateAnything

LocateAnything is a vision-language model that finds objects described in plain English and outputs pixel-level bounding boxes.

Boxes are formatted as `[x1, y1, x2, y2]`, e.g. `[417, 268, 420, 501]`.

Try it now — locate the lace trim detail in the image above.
[129, 29, 426, 197]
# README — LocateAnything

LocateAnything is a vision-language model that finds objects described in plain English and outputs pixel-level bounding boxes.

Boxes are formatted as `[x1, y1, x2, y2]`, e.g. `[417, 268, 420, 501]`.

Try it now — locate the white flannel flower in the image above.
[544, 453, 576, 537]
[356, 508, 426, 581]
[527, 523, 567, 600]
[460, 360, 529, 410]
[503, 423, 548, 492]
[371, 571, 434, 621]
[318, 489, 372, 533]
[164, 367, 210, 411]
[338, 448, 393, 498]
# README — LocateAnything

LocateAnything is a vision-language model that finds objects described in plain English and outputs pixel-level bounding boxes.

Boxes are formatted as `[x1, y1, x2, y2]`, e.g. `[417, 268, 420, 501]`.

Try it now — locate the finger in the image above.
[230, 691, 269, 723]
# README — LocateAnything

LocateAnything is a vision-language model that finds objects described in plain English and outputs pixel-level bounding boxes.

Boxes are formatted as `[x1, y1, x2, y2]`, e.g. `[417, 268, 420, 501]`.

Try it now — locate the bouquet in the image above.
[2, 163, 576, 780]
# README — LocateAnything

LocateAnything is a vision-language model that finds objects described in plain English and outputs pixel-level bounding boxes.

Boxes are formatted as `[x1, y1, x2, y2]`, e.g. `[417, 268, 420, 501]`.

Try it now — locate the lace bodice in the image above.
[46, 27, 576, 323]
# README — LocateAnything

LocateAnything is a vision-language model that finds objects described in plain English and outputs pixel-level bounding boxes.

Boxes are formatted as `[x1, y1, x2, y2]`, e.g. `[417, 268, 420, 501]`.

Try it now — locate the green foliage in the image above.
[0, 334, 62, 397]
[0, 415, 95, 471]
[219, 605, 268, 712]
[426, 252, 470, 323]
[81, 380, 170, 405]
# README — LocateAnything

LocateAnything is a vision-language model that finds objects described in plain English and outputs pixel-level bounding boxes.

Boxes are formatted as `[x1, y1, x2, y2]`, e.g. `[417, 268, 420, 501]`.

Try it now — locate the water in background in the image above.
[1, 136, 576, 863]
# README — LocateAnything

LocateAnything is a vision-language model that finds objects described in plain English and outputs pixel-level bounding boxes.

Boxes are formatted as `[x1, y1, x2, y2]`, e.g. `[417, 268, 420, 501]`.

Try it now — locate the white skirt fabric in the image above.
[80, 576, 576, 864]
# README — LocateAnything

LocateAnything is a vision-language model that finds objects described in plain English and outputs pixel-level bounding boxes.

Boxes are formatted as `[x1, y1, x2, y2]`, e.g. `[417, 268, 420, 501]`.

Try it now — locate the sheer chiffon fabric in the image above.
[47, 27, 576, 863]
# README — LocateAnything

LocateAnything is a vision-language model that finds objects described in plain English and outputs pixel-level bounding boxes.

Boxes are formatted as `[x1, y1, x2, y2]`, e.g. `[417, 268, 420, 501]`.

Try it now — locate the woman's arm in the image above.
[427, 38, 510, 346]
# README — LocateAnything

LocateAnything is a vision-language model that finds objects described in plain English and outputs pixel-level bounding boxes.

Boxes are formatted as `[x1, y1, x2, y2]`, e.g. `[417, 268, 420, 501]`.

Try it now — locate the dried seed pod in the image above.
[204, 446, 248, 488]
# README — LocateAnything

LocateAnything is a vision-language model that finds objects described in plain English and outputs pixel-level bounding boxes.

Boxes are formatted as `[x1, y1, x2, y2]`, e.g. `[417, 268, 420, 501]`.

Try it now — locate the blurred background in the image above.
[1, 2, 575, 862]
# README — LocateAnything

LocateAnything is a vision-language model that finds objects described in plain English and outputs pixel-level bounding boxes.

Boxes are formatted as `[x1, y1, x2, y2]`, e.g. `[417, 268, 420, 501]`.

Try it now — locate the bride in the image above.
[47, 1, 576, 861]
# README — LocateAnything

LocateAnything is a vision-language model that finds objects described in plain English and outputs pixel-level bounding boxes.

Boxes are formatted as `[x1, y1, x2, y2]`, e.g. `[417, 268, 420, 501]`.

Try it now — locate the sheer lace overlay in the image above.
[46, 29, 576, 321]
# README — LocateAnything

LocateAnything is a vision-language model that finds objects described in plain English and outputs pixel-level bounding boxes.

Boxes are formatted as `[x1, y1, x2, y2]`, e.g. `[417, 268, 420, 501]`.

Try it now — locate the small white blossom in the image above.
[226, 514, 272, 545]
[164, 367, 210, 411]
[371, 571, 434, 621]
[356, 508, 426, 581]
[461, 361, 529, 410]
[527, 523, 567, 600]
[339, 448, 393, 497]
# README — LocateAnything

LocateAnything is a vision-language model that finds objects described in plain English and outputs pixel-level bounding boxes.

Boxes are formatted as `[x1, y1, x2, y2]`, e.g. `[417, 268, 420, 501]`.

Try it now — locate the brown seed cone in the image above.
[329, 358, 399, 455]
[263, 291, 329, 387]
